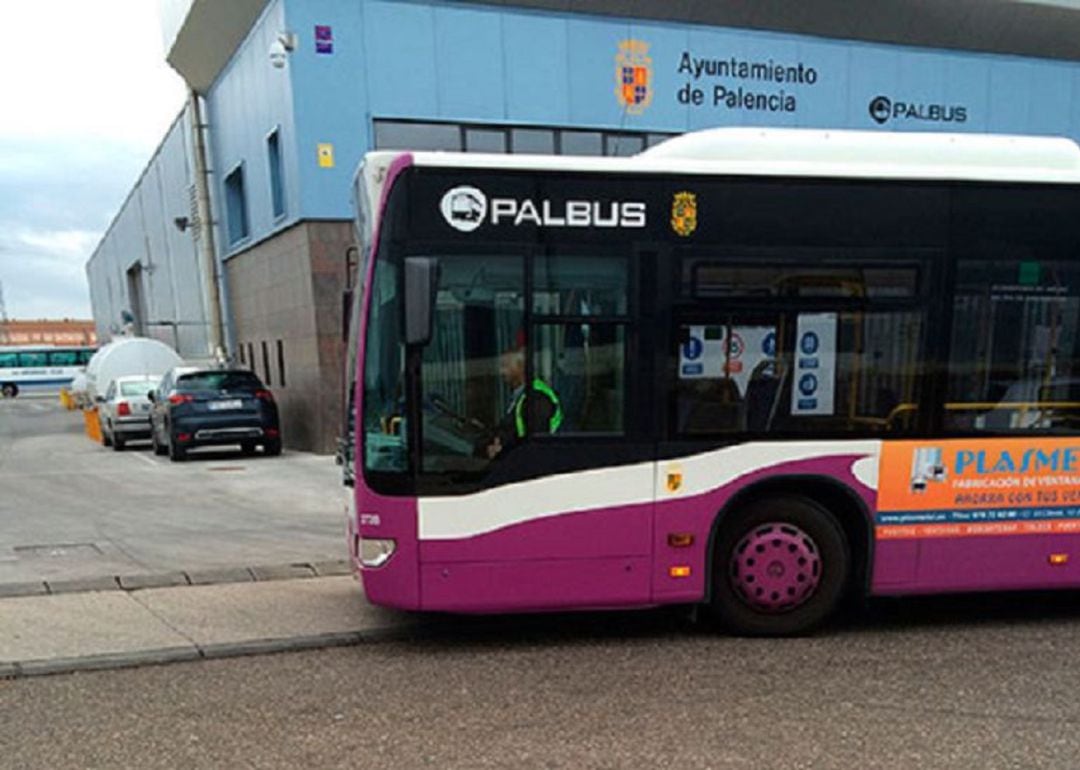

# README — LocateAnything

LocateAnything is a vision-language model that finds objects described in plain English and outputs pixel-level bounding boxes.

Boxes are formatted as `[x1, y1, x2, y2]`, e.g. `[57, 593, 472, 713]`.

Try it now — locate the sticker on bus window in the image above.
[791, 313, 836, 416]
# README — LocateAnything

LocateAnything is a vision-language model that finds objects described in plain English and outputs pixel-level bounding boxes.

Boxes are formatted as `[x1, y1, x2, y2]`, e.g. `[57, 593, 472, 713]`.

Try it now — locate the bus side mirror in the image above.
[404, 257, 438, 346]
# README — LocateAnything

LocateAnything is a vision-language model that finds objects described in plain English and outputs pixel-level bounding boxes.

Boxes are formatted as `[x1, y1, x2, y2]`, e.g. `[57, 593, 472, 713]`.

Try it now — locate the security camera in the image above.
[269, 38, 288, 69]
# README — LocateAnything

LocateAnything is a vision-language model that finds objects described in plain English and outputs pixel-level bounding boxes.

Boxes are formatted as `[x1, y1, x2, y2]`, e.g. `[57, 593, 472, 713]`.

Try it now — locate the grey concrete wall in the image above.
[85, 107, 213, 360]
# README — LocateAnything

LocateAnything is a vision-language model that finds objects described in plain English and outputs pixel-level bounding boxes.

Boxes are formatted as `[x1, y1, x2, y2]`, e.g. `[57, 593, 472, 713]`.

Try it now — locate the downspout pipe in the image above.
[187, 88, 232, 362]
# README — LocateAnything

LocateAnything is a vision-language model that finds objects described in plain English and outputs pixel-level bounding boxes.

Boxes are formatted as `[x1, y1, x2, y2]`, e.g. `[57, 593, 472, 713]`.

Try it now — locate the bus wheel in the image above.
[1, 383, 16, 398]
[709, 495, 849, 637]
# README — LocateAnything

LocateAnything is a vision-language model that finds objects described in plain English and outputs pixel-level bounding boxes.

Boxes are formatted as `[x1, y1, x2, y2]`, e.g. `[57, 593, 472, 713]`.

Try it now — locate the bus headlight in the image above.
[359, 538, 396, 568]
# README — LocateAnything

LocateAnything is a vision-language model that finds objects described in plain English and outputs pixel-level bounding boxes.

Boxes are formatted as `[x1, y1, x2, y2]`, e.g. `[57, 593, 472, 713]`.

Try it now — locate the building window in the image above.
[372, 119, 672, 159]
[374, 121, 462, 151]
[511, 128, 555, 154]
[224, 164, 249, 245]
[247, 343, 255, 374]
[465, 128, 506, 153]
[605, 133, 646, 156]
[560, 131, 603, 156]
[267, 129, 285, 220]
[261, 340, 271, 386]
[276, 339, 286, 387]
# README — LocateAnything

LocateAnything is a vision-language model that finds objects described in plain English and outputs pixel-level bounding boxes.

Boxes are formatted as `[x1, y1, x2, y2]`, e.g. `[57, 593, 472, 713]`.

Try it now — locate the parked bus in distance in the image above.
[0, 345, 95, 398]
[342, 127, 1080, 635]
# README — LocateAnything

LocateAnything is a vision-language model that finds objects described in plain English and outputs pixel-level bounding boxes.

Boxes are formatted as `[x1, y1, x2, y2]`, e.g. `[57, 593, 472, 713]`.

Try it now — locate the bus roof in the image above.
[379, 128, 1080, 185]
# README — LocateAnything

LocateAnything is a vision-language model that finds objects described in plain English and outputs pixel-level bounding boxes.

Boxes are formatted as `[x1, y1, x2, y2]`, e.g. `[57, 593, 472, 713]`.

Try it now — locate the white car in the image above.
[99, 375, 160, 450]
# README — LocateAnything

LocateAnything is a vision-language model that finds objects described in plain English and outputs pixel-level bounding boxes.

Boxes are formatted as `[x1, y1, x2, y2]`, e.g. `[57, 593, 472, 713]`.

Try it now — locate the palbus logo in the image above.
[439, 186, 648, 231]
[440, 186, 488, 232]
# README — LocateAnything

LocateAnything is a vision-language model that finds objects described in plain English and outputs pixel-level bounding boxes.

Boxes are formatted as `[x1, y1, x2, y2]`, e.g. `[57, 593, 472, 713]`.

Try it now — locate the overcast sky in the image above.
[0, 1, 186, 320]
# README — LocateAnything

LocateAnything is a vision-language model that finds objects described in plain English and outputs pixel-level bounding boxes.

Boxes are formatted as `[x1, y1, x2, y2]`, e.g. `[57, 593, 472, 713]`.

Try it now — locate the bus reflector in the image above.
[1049, 553, 1069, 566]
[667, 533, 694, 548]
[669, 565, 691, 578]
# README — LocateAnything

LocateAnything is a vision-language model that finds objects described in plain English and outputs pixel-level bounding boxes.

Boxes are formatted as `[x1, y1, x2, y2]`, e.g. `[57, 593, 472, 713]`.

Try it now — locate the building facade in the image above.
[0, 320, 97, 347]
[87, 0, 1080, 452]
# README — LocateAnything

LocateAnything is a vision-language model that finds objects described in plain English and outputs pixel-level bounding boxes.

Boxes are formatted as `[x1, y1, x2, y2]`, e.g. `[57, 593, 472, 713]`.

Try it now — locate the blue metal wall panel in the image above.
[196, 0, 1080, 245]
[206, 0, 300, 256]
[433, 6, 505, 121]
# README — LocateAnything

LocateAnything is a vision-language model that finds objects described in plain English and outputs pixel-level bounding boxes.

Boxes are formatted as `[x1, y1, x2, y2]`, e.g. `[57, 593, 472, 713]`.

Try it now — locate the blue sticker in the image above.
[682, 363, 704, 376]
[762, 331, 776, 356]
[798, 358, 819, 369]
[798, 398, 818, 410]
[799, 373, 818, 396]
[683, 336, 704, 361]
[800, 332, 820, 355]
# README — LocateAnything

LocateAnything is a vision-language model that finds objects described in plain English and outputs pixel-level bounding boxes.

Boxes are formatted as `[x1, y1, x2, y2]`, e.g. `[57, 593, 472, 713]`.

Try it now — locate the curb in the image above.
[0, 626, 412, 680]
[0, 559, 352, 598]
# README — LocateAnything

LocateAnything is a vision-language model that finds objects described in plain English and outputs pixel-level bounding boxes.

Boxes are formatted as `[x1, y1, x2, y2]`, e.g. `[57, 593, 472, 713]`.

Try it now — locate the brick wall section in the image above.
[306, 221, 353, 455]
[224, 221, 353, 454]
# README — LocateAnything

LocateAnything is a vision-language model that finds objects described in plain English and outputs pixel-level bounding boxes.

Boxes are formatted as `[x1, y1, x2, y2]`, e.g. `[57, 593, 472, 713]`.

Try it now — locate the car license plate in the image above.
[208, 399, 243, 411]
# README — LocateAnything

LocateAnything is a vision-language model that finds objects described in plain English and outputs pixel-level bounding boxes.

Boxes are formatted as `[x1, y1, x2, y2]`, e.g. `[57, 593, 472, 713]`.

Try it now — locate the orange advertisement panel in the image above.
[876, 438, 1080, 540]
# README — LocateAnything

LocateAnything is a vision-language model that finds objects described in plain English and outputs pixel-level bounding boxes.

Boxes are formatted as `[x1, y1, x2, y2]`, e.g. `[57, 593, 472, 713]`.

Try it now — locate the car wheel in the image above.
[112, 433, 125, 451]
[264, 438, 282, 456]
[102, 423, 112, 447]
[708, 495, 849, 637]
[168, 434, 186, 462]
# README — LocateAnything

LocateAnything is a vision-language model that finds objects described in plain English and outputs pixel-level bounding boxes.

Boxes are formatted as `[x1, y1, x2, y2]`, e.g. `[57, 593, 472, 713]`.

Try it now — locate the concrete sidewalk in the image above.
[0, 575, 418, 678]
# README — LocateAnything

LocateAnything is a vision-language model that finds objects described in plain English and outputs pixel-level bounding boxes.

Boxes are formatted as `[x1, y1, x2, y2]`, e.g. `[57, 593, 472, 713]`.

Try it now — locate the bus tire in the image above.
[1, 383, 16, 398]
[709, 495, 849, 637]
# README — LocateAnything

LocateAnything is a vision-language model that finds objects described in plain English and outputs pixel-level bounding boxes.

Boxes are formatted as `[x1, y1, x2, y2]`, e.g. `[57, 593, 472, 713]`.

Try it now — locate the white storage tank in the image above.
[85, 338, 184, 400]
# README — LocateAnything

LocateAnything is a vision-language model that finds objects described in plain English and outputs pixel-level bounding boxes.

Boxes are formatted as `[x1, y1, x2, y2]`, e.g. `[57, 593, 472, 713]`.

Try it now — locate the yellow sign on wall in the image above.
[317, 143, 335, 168]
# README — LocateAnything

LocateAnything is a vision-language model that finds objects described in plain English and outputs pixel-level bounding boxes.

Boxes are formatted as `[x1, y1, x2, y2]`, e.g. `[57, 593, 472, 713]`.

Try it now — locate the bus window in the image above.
[947, 259, 1080, 432]
[418, 254, 524, 474]
[683, 261, 919, 300]
[533, 324, 625, 434]
[362, 255, 406, 473]
[17, 352, 47, 367]
[532, 254, 630, 433]
[674, 310, 922, 436]
[0, 352, 17, 368]
[49, 350, 78, 366]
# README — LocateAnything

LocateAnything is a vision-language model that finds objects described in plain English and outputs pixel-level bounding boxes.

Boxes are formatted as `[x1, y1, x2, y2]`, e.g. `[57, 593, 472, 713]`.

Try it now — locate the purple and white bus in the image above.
[344, 128, 1080, 635]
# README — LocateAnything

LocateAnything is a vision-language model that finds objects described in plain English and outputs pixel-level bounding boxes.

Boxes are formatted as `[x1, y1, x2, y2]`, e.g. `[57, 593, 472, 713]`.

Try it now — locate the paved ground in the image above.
[4, 592, 1080, 769]
[0, 574, 411, 677]
[0, 398, 346, 584]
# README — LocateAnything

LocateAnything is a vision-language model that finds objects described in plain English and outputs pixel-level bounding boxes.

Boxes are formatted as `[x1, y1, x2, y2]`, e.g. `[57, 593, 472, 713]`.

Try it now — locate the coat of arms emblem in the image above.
[615, 40, 653, 115]
[671, 192, 697, 237]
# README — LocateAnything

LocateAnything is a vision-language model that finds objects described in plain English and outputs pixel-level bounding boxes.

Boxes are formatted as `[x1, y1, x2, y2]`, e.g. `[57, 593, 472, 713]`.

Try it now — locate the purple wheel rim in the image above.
[730, 522, 822, 613]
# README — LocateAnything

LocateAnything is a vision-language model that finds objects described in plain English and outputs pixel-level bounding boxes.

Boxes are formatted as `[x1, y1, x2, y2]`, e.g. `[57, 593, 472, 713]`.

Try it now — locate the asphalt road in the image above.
[4, 593, 1080, 769]
[0, 397, 345, 583]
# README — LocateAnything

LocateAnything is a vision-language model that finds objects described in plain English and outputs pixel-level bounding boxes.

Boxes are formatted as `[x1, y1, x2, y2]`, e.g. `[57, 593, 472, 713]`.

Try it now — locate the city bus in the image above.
[343, 127, 1080, 635]
[0, 345, 95, 397]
